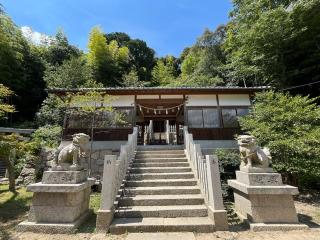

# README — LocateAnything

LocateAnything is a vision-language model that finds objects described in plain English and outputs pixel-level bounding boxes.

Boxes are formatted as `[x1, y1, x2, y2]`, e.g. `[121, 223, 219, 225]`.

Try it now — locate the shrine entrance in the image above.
[135, 98, 185, 145]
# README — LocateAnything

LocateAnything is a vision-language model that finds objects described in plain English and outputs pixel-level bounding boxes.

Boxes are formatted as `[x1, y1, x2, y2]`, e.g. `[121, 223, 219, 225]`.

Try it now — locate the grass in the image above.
[77, 191, 101, 233]
[0, 183, 102, 238]
[0, 184, 33, 239]
[0, 184, 33, 222]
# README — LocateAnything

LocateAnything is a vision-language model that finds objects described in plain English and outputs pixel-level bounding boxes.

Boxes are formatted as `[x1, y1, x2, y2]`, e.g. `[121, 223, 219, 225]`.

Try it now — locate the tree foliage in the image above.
[0, 84, 15, 119]
[152, 56, 179, 86]
[239, 91, 320, 184]
[177, 26, 227, 86]
[44, 56, 102, 88]
[105, 32, 156, 82]
[87, 27, 129, 86]
[224, 0, 320, 95]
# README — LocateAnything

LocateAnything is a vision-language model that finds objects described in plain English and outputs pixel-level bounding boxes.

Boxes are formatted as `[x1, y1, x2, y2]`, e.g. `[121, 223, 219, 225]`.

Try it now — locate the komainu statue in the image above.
[52, 133, 90, 171]
[237, 135, 271, 169]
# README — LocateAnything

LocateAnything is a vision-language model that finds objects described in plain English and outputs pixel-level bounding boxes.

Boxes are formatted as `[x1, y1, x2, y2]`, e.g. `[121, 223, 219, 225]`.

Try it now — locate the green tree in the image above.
[105, 32, 156, 82]
[152, 56, 178, 86]
[239, 91, 320, 186]
[122, 68, 146, 87]
[178, 27, 227, 87]
[224, 0, 320, 96]
[87, 27, 129, 86]
[0, 12, 46, 124]
[0, 84, 15, 119]
[36, 94, 67, 126]
[43, 29, 81, 66]
[44, 56, 102, 88]
[67, 91, 125, 175]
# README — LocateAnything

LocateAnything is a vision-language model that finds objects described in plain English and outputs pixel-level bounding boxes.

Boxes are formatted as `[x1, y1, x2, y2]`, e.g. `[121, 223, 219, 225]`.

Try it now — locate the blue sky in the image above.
[2, 0, 232, 57]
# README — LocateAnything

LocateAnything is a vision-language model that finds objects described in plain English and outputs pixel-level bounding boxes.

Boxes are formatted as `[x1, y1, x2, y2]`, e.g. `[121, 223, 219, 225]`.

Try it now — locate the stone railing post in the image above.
[205, 155, 229, 230]
[96, 155, 117, 232]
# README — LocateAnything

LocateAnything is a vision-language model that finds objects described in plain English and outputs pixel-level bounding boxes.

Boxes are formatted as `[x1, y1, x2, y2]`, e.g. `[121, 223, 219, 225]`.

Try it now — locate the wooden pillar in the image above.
[176, 123, 179, 145]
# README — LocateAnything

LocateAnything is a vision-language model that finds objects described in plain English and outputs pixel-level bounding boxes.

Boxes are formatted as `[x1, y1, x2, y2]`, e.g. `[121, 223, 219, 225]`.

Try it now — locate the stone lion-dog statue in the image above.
[52, 133, 90, 171]
[237, 135, 271, 169]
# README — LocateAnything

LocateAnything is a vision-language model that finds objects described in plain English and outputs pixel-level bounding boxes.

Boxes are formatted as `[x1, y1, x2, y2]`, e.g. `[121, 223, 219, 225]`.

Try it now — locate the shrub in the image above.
[239, 91, 320, 188]
[31, 125, 62, 149]
[215, 148, 241, 200]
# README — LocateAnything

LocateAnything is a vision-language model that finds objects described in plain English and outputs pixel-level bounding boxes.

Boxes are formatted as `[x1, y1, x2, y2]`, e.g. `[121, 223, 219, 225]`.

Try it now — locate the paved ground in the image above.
[11, 229, 320, 240]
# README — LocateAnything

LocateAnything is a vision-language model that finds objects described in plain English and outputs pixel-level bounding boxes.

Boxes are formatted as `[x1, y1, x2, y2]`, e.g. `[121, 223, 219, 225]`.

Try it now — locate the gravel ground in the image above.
[4, 193, 320, 240]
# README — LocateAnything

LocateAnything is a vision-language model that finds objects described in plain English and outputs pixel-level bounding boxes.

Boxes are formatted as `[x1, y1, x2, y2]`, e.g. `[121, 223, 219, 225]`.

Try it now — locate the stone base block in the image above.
[236, 171, 282, 186]
[16, 210, 90, 234]
[18, 178, 94, 233]
[228, 170, 307, 231]
[207, 207, 228, 231]
[96, 209, 115, 232]
[249, 222, 309, 232]
[42, 170, 88, 184]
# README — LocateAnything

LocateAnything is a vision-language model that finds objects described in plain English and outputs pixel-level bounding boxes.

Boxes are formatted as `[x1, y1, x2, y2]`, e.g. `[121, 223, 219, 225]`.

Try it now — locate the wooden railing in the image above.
[183, 126, 228, 230]
[96, 127, 138, 231]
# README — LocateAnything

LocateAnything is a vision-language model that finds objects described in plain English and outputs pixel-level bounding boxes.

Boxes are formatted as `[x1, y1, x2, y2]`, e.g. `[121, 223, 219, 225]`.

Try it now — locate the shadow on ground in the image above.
[298, 213, 320, 228]
[77, 211, 97, 233]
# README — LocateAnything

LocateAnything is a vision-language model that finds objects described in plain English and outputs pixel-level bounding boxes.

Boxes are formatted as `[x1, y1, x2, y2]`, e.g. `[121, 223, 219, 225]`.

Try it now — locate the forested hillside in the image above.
[0, 0, 319, 126]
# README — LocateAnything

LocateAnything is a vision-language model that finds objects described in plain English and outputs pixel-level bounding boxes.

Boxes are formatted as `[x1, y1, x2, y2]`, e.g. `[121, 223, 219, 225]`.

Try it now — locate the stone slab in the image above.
[42, 170, 88, 184]
[228, 180, 299, 195]
[27, 178, 95, 193]
[240, 166, 275, 173]
[126, 232, 196, 240]
[16, 210, 90, 234]
[236, 171, 283, 186]
[249, 222, 309, 231]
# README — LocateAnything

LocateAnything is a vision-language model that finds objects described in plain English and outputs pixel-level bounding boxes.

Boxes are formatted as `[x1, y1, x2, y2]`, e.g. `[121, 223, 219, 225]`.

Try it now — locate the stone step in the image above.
[135, 154, 186, 158]
[123, 186, 201, 195]
[134, 158, 188, 163]
[115, 205, 208, 218]
[137, 146, 184, 151]
[132, 162, 190, 168]
[128, 172, 194, 180]
[126, 179, 197, 187]
[118, 194, 204, 206]
[129, 167, 192, 174]
[110, 217, 215, 234]
[136, 150, 185, 154]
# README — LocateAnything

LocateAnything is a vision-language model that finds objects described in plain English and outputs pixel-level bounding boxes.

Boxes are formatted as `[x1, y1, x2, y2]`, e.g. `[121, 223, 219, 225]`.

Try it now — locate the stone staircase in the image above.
[109, 146, 215, 233]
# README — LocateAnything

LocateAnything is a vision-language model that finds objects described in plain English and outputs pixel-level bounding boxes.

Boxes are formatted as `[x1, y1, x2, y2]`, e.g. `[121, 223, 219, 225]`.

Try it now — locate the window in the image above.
[221, 107, 249, 128]
[187, 109, 203, 128]
[203, 109, 220, 128]
[237, 108, 250, 117]
[187, 108, 220, 128]
[222, 109, 238, 128]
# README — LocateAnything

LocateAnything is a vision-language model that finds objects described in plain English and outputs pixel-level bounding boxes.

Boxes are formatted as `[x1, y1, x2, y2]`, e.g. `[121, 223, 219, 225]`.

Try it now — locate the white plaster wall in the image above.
[218, 94, 251, 106]
[105, 95, 134, 107]
[186, 95, 217, 106]
[136, 95, 159, 99]
[161, 95, 184, 99]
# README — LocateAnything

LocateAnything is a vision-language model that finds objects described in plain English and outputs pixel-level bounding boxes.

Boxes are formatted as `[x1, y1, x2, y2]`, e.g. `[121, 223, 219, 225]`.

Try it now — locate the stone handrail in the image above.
[96, 127, 138, 231]
[183, 126, 228, 230]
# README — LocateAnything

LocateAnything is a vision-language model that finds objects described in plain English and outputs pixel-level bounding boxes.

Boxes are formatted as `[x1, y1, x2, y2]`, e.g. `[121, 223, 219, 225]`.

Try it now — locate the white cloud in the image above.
[21, 26, 54, 45]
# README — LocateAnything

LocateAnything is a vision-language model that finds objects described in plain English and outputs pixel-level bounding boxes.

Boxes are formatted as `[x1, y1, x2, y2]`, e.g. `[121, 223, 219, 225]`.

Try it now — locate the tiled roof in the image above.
[48, 86, 271, 93]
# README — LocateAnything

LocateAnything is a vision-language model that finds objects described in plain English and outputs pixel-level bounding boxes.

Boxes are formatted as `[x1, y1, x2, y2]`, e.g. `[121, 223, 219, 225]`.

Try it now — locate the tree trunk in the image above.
[5, 149, 16, 192]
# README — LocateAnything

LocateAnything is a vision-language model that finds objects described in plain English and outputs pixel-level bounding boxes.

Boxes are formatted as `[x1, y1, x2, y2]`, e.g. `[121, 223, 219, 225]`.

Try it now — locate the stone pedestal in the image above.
[17, 170, 94, 233]
[228, 167, 308, 231]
